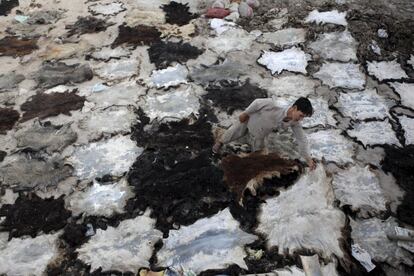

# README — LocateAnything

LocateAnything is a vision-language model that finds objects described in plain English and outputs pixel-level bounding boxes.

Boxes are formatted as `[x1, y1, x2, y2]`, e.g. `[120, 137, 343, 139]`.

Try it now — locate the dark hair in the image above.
[293, 97, 313, 116]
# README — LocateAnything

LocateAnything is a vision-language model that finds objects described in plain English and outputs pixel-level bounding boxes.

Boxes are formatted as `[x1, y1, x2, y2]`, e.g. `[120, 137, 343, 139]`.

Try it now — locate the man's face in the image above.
[291, 107, 306, 122]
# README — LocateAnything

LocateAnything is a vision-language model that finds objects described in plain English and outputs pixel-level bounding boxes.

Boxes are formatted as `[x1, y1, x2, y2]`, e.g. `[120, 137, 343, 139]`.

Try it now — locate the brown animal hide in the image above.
[0, 107, 20, 133]
[111, 24, 161, 48]
[0, 36, 38, 57]
[221, 152, 300, 204]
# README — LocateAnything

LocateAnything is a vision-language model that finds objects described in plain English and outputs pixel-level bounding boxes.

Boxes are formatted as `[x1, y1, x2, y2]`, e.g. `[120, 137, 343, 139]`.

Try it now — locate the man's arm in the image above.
[291, 124, 316, 170]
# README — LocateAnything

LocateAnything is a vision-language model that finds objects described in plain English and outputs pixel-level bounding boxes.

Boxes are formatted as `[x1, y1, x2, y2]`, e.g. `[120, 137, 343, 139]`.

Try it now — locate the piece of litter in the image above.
[377, 29, 388, 38]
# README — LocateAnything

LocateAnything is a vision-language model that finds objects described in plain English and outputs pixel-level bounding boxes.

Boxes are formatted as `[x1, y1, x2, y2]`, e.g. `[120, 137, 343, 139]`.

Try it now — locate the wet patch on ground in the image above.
[382, 145, 414, 225]
[65, 16, 114, 37]
[161, 1, 197, 26]
[148, 41, 204, 69]
[0, 107, 19, 134]
[111, 24, 162, 48]
[34, 62, 93, 88]
[20, 92, 85, 122]
[203, 81, 268, 114]
[0, 194, 71, 239]
[0, 36, 38, 57]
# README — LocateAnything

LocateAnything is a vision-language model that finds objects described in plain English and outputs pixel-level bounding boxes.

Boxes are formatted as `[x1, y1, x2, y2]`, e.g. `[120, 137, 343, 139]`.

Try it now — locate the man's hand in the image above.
[239, 112, 250, 123]
[306, 158, 316, 171]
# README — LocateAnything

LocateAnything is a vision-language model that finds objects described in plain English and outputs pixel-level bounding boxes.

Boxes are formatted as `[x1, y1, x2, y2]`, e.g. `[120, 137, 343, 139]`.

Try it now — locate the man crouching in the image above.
[213, 97, 316, 170]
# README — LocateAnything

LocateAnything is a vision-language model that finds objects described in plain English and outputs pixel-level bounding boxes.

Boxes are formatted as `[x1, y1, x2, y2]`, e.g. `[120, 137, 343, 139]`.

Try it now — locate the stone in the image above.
[309, 31, 357, 62]
[314, 62, 365, 89]
[14, 121, 77, 154]
[332, 166, 388, 217]
[257, 165, 346, 259]
[0, 36, 38, 57]
[367, 60, 408, 81]
[0, 72, 24, 92]
[336, 89, 391, 120]
[148, 41, 203, 69]
[0, 194, 71, 238]
[221, 152, 299, 204]
[257, 28, 306, 47]
[65, 178, 134, 217]
[20, 92, 85, 122]
[347, 119, 400, 147]
[305, 10, 347, 26]
[88, 2, 125, 16]
[34, 62, 93, 89]
[65, 16, 113, 37]
[0, 108, 19, 134]
[157, 208, 257, 273]
[0, 233, 60, 276]
[257, 47, 310, 74]
[350, 217, 413, 267]
[308, 129, 355, 164]
[67, 135, 143, 180]
[0, 154, 73, 190]
[111, 24, 161, 48]
[76, 210, 163, 272]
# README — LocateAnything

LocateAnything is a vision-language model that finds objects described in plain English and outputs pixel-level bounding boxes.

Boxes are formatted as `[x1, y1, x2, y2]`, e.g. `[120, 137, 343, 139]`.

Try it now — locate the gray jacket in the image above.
[244, 98, 310, 159]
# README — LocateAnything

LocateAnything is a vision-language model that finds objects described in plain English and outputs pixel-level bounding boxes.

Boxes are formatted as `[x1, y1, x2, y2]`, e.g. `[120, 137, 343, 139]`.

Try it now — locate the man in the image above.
[213, 97, 316, 170]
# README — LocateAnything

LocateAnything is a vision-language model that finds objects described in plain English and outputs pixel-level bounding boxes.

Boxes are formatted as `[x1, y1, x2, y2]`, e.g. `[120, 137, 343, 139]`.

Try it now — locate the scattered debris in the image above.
[34, 62, 93, 89]
[149, 64, 188, 88]
[76, 210, 163, 272]
[0, 194, 71, 238]
[65, 179, 134, 217]
[111, 24, 161, 48]
[68, 135, 143, 180]
[307, 129, 355, 164]
[88, 2, 126, 16]
[0, 233, 60, 276]
[332, 166, 387, 217]
[65, 16, 113, 37]
[221, 152, 299, 204]
[347, 119, 400, 147]
[203, 81, 267, 114]
[0, 36, 38, 57]
[309, 31, 357, 62]
[367, 60, 408, 81]
[148, 41, 203, 69]
[257, 47, 310, 74]
[156, 208, 257, 273]
[14, 121, 77, 154]
[305, 10, 347, 26]
[20, 92, 85, 122]
[0, 108, 19, 134]
[161, 1, 197, 26]
[313, 62, 365, 89]
[0, 154, 73, 190]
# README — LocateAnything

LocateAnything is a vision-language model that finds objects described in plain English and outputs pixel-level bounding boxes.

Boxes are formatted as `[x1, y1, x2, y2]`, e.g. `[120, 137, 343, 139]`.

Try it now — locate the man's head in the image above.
[288, 97, 313, 122]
